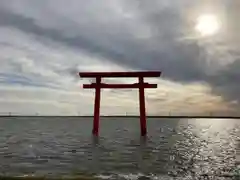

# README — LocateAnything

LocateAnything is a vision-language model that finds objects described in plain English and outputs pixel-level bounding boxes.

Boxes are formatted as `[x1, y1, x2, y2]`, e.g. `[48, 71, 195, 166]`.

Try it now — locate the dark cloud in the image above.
[209, 59, 240, 103]
[0, 8, 207, 82]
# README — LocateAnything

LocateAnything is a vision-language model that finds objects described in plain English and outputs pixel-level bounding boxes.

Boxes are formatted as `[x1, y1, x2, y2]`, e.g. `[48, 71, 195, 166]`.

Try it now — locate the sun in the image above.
[195, 14, 220, 36]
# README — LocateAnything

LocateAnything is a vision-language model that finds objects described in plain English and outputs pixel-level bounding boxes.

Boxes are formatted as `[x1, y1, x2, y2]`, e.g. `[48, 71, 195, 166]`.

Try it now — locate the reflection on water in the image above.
[0, 117, 239, 179]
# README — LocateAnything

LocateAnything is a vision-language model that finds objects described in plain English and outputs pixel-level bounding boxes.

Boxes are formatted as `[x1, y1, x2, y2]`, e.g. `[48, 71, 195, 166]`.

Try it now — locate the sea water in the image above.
[0, 117, 239, 179]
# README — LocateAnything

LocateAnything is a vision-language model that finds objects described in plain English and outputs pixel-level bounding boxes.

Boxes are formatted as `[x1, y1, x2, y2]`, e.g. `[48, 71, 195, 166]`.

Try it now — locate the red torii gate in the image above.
[79, 71, 161, 136]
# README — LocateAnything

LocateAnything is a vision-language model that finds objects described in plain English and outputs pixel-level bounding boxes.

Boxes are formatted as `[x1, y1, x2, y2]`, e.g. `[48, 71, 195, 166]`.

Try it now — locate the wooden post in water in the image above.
[138, 77, 147, 136]
[92, 77, 101, 136]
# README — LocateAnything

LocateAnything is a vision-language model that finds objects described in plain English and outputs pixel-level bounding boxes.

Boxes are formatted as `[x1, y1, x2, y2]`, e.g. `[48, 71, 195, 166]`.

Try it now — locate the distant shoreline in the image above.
[0, 115, 240, 119]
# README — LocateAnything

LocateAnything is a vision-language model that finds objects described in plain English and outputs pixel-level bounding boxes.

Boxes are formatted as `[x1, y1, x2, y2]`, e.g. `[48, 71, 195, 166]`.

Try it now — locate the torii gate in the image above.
[79, 71, 161, 136]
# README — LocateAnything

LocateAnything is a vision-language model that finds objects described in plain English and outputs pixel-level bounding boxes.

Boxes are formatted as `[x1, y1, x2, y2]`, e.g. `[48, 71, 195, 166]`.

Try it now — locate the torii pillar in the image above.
[79, 71, 161, 136]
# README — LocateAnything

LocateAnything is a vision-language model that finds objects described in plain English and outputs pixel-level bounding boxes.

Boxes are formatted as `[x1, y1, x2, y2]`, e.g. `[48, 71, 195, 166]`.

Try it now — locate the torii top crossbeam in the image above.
[79, 71, 161, 136]
[79, 71, 161, 78]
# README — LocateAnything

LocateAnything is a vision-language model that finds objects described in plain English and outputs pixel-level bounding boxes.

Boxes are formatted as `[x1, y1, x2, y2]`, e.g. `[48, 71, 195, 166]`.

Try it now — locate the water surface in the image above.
[0, 117, 239, 179]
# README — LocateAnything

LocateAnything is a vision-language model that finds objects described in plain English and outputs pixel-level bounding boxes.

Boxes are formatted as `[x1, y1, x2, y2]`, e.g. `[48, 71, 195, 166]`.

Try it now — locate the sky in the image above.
[0, 0, 239, 116]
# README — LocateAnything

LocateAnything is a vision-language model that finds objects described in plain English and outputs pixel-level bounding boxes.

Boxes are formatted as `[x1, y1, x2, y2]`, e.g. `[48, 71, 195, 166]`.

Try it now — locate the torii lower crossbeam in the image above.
[79, 71, 161, 136]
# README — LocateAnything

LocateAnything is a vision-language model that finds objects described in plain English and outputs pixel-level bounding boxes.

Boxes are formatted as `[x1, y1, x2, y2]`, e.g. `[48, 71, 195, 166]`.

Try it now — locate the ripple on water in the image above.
[0, 117, 239, 179]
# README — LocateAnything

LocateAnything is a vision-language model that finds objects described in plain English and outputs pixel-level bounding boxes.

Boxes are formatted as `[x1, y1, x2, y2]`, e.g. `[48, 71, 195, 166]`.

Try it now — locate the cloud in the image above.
[208, 59, 240, 103]
[0, 0, 239, 115]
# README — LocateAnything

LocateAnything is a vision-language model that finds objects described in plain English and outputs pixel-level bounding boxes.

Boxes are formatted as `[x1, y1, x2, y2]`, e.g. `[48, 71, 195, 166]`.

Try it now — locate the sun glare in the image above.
[195, 14, 220, 36]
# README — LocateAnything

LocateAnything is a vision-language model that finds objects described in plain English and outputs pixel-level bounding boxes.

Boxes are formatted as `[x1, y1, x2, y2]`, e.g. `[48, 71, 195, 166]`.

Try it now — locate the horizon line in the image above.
[0, 115, 240, 119]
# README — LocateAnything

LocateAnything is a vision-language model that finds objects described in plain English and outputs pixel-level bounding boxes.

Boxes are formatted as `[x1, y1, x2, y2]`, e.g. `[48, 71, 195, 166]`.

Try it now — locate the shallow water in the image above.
[0, 117, 239, 179]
